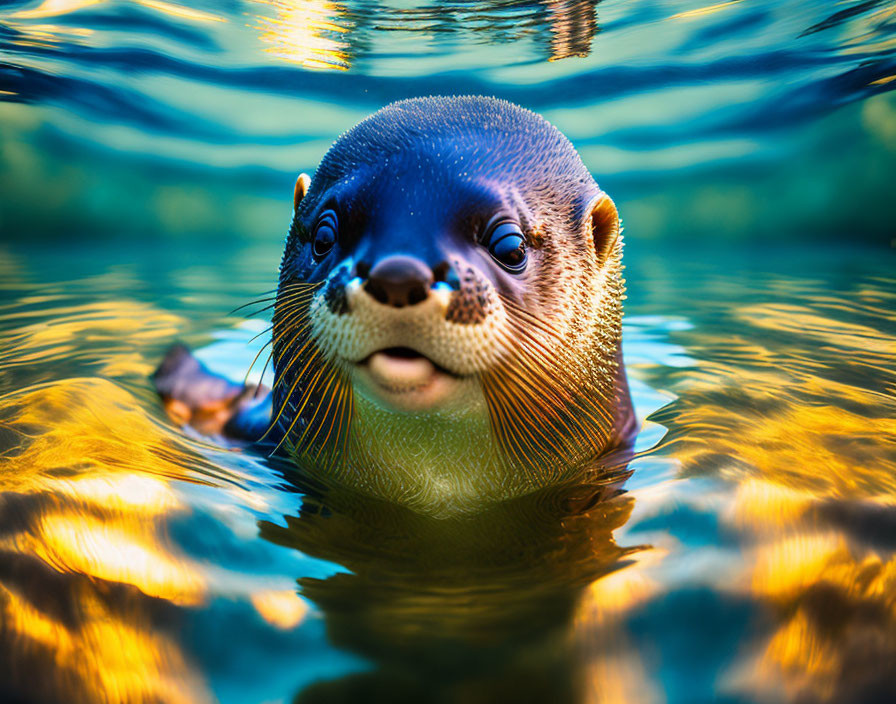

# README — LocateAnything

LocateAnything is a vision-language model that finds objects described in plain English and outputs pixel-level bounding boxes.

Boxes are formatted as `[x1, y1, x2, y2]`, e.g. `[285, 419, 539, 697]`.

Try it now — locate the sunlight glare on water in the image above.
[1, 0, 896, 702]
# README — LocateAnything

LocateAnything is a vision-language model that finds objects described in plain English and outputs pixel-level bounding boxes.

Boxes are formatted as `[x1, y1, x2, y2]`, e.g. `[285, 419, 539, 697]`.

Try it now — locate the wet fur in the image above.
[157, 96, 636, 515]
[271, 96, 635, 513]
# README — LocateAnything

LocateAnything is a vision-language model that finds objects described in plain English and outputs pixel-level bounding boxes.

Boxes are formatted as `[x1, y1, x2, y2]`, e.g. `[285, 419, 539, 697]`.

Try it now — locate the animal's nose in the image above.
[363, 255, 434, 308]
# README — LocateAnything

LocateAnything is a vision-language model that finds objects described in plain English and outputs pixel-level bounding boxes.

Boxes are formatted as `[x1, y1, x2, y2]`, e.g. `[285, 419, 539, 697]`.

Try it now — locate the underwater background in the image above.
[1, 1, 895, 703]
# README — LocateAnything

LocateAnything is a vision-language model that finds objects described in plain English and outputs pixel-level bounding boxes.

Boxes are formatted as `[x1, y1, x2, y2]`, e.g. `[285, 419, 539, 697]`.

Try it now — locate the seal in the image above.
[155, 96, 636, 516]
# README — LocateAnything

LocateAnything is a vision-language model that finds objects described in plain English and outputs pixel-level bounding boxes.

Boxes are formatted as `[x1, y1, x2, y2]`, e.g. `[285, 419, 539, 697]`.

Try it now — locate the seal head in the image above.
[271, 96, 633, 515]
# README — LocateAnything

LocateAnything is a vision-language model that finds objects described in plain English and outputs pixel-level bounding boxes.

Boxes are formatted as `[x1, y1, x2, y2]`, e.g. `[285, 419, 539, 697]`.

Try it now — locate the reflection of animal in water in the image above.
[262, 470, 642, 704]
[155, 96, 636, 516]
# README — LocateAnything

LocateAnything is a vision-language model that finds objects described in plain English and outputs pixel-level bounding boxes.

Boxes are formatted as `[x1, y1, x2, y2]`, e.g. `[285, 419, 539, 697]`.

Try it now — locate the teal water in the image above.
[2, 2, 896, 703]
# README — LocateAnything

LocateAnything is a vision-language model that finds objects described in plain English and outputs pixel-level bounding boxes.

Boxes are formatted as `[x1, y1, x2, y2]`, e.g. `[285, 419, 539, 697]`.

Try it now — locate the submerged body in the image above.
[156, 96, 636, 515]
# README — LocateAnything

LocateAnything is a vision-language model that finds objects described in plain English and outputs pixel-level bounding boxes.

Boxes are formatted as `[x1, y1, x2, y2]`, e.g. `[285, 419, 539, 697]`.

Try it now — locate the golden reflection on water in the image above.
[0, 377, 215, 702]
[4, 0, 225, 54]
[10, 0, 224, 23]
[575, 546, 667, 704]
[0, 256, 894, 701]
[670, 1, 743, 21]
[253, 0, 352, 71]
[0, 0, 227, 55]
[251, 588, 309, 629]
[0, 299, 181, 382]
[729, 479, 896, 702]
[1, 584, 209, 704]
[248, 0, 602, 70]
[643, 272, 896, 702]
[0, 283, 295, 700]
[2, 0, 605, 73]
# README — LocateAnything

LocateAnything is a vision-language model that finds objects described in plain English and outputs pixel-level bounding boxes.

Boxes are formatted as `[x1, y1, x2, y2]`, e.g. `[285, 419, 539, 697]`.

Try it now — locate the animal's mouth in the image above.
[354, 346, 463, 412]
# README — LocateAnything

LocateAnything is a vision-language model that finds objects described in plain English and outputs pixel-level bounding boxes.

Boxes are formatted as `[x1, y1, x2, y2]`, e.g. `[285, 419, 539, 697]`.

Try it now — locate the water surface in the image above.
[1, 1, 896, 702]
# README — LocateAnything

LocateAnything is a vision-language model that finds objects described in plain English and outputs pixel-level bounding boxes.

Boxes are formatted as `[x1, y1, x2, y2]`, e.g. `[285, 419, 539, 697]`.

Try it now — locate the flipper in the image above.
[152, 344, 274, 443]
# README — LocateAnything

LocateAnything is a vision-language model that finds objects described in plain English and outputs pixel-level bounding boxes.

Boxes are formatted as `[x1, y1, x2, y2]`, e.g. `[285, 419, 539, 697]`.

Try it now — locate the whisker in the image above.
[498, 293, 565, 340]
[230, 281, 316, 317]
[328, 368, 354, 471]
[228, 287, 279, 315]
[494, 390, 577, 473]
[248, 347, 274, 391]
[495, 325, 581, 415]
[480, 375, 542, 479]
[482, 366, 567, 453]
[262, 347, 322, 441]
[479, 302, 618, 472]
[244, 339, 273, 386]
[273, 288, 320, 310]
[254, 349, 274, 397]
[230, 297, 276, 316]
[504, 315, 615, 430]
[270, 359, 330, 455]
[247, 280, 349, 465]
[312, 378, 347, 465]
[291, 369, 342, 454]
[272, 326, 315, 385]
[271, 303, 314, 340]
[248, 325, 273, 345]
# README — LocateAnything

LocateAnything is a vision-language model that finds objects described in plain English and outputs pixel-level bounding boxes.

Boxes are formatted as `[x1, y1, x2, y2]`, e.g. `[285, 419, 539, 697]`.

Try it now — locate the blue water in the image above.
[2, 1, 896, 703]
[2, 0, 896, 244]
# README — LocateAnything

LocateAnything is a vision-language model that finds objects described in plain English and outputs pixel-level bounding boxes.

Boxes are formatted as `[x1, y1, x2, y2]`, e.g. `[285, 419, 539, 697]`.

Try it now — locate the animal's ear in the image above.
[293, 173, 311, 212]
[589, 194, 620, 265]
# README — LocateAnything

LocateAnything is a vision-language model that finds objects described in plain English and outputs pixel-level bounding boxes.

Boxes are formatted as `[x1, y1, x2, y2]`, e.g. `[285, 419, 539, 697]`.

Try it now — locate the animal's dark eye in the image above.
[485, 221, 527, 272]
[312, 210, 338, 259]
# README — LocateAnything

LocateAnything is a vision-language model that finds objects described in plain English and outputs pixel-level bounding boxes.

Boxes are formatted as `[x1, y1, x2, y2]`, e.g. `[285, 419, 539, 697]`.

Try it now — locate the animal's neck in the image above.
[342, 383, 529, 517]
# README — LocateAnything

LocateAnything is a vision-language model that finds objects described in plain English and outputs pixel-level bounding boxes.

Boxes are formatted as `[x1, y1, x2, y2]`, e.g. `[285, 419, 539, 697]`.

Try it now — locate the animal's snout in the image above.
[363, 255, 434, 308]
